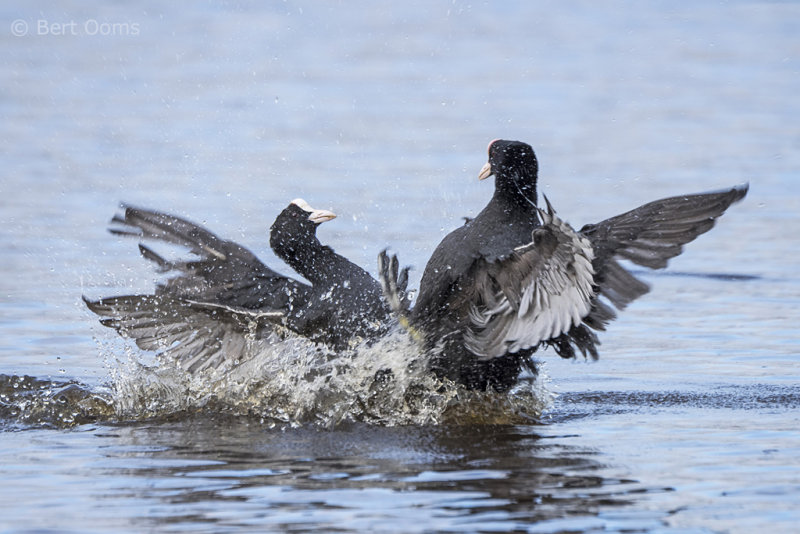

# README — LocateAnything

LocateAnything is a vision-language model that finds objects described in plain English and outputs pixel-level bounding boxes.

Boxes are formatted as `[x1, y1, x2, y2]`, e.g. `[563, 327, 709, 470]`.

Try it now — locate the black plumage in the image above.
[408, 140, 542, 390]
[269, 200, 391, 349]
[85, 199, 392, 371]
[106, 204, 311, 310]
[380, 139, 748, 392]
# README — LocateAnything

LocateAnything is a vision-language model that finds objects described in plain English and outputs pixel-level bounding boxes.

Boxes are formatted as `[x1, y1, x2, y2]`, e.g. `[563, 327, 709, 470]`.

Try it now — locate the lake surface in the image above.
[2, 1, 799, 532]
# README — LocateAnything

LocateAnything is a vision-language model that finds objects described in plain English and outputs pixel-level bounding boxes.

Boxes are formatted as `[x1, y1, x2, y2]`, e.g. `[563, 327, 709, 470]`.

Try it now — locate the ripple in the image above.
[551, 384, 800, 422]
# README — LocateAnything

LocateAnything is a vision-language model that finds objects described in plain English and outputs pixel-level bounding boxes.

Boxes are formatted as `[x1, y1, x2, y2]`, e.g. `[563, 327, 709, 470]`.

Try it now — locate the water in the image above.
[2, 1, 799, 532]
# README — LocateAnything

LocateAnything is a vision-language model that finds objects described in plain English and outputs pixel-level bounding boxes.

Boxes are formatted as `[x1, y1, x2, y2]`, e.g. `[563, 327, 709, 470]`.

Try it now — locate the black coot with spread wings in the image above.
[380, 139, 748, 391]
[85, 199, 391, 371]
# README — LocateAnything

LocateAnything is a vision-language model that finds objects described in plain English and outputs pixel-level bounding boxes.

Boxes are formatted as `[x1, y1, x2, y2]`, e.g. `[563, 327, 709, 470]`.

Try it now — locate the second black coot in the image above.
[381, 139, 748, 392]
[85, 199, 393, 371]
[270, 199, 392, 349]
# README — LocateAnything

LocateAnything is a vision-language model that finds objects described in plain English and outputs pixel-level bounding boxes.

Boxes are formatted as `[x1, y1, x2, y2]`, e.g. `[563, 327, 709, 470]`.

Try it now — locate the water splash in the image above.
[108, 327, 553, 428]
[0, 374, 114, 429]
[2, 329, 553, 430]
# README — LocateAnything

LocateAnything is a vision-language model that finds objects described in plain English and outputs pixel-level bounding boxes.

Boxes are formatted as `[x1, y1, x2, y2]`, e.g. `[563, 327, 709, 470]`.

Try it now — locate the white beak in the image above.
[308, 208, 337, 224]
[291, 198, 337, 224]
[478, 161, 493, 181]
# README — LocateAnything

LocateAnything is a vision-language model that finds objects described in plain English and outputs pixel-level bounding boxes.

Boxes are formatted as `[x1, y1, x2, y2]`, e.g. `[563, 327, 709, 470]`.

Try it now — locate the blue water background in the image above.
[1, 2, 799, 532]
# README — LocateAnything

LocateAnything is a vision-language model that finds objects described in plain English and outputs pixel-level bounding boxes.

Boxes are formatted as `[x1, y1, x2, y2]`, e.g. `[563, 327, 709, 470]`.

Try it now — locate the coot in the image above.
[86, 199, 393, 370]
[380, 139, 748, 391]
[270, 199, 392, 349]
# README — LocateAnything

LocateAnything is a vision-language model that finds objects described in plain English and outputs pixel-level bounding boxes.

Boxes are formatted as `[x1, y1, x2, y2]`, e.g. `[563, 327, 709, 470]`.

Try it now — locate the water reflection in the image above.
[96, 419, 655, 532]
[4, 377, 797, 532]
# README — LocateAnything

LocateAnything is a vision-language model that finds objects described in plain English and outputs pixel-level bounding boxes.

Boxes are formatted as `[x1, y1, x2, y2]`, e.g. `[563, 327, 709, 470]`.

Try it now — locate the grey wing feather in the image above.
[110, 205, 231, 260]
[581, 184, 749, 270]
[110, 205, 310, 308]
[461, 185, 747, 362]
[464, 206, 596, 359]
[577, 184, 749, 332]
[83, 295, 283, 372]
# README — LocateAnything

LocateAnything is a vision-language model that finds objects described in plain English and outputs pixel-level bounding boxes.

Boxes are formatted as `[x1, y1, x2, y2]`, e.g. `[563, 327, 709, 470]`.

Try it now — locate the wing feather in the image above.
[109, 205, 311, 309]
[464, 207, 596, 359]
[84, 295, 283, 372]
[545, 184, 749, 359]
[582, 184, 748, 270]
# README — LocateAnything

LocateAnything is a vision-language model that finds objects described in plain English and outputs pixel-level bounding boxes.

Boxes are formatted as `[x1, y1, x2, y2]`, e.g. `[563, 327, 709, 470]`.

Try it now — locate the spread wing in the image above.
[543, 183, 750, 359]
[462, 184, 748, 361]
[464, 202, 596, 359]
[577, 184, 750, 332]
[581, 184, 749, 270]
[110, 205, 310, 309]
[83, 294, 284, 372]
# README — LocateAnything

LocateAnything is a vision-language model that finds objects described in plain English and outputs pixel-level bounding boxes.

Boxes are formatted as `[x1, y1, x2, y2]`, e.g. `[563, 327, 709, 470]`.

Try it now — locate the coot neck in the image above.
[493, 170, 538, 214]
[281, 237, 340, 284]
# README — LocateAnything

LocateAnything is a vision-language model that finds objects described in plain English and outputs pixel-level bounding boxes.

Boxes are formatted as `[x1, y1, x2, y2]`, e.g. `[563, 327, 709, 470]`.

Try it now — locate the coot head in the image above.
[269, 199, 336, 256]
[478, 139, 539, 206]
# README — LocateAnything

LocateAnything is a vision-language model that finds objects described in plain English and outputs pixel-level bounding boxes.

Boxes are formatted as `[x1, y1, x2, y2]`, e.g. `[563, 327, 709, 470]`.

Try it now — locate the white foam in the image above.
[105, 327, 554, 427]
